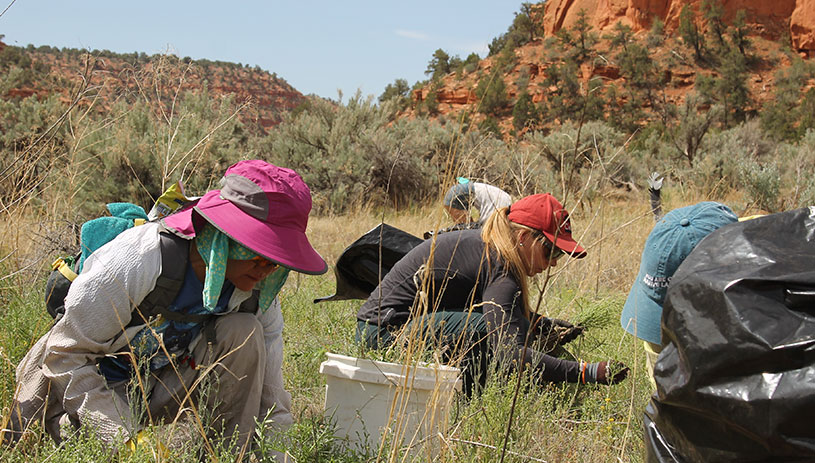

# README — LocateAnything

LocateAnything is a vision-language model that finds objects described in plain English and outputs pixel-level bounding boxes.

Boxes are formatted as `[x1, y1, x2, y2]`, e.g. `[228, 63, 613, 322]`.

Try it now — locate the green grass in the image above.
[0, 232, 652, 463]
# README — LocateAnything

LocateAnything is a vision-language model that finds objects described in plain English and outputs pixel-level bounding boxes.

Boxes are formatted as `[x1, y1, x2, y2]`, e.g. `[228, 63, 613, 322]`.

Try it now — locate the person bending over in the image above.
[620, 201, 737, 389]
[8, 160, 327, 460]
[358, 193, 628, 394]
[442, 178, 512, 226]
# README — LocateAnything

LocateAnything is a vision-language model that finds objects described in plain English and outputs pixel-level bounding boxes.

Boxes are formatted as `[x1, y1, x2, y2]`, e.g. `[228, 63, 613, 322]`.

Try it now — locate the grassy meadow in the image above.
[0, 190, 718, 462]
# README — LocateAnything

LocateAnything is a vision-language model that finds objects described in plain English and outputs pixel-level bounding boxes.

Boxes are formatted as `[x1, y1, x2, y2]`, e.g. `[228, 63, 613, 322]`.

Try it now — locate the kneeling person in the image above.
[8, 160, 327, 457]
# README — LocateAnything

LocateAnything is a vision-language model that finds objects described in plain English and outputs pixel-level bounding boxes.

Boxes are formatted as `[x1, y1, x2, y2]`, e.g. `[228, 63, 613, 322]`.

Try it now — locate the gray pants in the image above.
[148, 312, 267, 452]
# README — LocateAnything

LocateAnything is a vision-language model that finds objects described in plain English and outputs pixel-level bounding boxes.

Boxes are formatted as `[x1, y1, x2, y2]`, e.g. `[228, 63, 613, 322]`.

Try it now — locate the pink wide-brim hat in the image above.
[162, 160, 328, 275]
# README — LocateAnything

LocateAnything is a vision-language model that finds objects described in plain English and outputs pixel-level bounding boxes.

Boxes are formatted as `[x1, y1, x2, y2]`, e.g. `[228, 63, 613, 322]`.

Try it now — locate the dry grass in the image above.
[0, 174, 740, 462]
[293, 191, 731, 462]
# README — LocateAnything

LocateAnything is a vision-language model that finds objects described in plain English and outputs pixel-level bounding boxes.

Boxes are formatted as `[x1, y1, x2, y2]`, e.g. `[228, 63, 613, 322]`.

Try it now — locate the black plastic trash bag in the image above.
[314, 223, 423, 303]
[645, 207, 815, 462]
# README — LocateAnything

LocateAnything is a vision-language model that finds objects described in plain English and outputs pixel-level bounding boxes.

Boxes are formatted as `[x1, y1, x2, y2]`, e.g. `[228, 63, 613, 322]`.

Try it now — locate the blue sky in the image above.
[1, 1, 522, 100]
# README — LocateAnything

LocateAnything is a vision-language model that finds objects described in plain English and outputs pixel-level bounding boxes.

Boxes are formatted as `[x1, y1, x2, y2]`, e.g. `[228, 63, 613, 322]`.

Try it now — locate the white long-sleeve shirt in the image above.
[470, 182, 512, 223]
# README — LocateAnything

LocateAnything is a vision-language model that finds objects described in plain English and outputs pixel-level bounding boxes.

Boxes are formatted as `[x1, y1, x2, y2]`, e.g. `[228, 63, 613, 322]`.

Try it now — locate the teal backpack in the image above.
[44, 202, 210, 325]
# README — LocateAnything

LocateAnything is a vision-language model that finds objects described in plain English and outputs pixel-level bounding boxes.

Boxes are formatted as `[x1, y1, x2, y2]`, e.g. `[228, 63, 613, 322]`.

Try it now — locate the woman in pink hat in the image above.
[357, 193, 628, 394]
[9, 160, 326, 458]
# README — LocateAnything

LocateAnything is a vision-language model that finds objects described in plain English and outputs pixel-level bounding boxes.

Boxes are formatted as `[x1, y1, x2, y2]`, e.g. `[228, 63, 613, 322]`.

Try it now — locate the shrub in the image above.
[477, 116, 503, 139]
[73, 87, 249, 216]
[0, 95, 71, 211]
[789, 129, 815, 208]
[461, 52, 481, 74]
[476, 71, 510, 116]
[760, 59, 815, 141]
[523, 121, 634, 196]
[260, 93, 456, 212]
[512, 90, 539, 132]
[740, 158, 780, 212]
[646, 17, 666, 48]
[691, 119, 775, 194]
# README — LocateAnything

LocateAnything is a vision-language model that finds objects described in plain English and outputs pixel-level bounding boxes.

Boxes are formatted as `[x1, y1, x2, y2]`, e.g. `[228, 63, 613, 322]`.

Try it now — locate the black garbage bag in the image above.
[314, 223, 424, 303]
[645, 207, 815, 462]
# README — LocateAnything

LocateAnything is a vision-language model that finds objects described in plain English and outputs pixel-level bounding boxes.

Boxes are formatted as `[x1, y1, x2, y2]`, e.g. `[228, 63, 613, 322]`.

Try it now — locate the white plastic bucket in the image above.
[319, 352, 461, 453]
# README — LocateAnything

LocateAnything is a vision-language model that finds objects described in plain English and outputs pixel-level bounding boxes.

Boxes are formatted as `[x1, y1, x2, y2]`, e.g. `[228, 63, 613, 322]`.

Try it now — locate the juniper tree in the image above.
[378, 78, 411, 112]
[426, 49, 452, 81]
[556, 9, 597, 64]
[679, 5, 705, 61]
[541, 59, 580, 123]
[716, 46, 751, 126]
[702, 0, 726, 51]
[512, 90, 539, 132]
[606, 84, 644, 134]
[729, 10, 752, 59]
[423, 83, 441, 116]
[608, 23, 664, 123]
[478, 116, 502, 138]
[380, 79, 410, 101]
[476, 70, 510, 116]
[608, 22, 634, 54]
[515, 2, 544, 42]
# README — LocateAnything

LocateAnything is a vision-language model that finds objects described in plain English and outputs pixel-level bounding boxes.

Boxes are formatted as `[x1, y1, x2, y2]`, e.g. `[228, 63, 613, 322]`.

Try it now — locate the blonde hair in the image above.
[481, 207, 542, 319]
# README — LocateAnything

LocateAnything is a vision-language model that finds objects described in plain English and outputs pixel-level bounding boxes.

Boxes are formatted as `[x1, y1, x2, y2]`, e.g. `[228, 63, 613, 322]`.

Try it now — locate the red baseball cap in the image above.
[507, 193, 586, 258]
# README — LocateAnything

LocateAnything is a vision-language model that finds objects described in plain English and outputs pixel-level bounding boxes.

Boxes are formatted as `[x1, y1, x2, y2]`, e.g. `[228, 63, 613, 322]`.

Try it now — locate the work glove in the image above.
[581, 360, 629, 385]
[535, 316, 585, 352]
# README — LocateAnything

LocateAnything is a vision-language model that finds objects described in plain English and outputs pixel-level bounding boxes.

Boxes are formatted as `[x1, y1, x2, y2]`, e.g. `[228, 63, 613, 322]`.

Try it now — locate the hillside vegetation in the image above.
[402, 1, 815, 145]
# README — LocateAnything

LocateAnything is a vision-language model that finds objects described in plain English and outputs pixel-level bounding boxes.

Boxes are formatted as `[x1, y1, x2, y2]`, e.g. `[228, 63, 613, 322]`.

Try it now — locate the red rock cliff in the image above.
[543, 0, 812, 53]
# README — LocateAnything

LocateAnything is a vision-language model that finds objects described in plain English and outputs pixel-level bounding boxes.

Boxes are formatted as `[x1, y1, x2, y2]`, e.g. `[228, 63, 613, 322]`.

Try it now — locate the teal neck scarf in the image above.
[195, 224, 290, 312]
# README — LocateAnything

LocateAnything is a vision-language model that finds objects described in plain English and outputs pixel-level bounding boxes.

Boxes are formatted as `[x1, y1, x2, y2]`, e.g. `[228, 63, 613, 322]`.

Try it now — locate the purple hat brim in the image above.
[162, 190, 328, 275]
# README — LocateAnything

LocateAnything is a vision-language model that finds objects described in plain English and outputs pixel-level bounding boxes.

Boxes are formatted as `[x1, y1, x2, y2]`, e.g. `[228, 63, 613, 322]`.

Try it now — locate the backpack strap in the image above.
[129, 229, 199, 326]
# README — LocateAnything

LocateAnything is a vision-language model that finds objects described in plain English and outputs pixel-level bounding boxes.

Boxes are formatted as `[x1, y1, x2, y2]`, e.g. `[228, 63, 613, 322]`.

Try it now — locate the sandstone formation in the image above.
[405, 0, 812, 136]
[414, 87, 477, 105]
[542, 0, 812, 53]
[791, 0, 815, 55]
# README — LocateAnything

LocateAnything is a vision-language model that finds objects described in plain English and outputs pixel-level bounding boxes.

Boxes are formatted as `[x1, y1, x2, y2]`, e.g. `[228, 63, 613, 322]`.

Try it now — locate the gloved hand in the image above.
[581, 360, 629, 385]
[551, 318, 584, 344]
[535, 316, 585, 351]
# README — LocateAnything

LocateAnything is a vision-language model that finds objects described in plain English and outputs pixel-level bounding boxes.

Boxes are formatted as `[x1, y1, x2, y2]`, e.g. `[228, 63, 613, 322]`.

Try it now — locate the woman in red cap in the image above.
[9, 160, 326, 459]
[357, 193, 628, 394]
